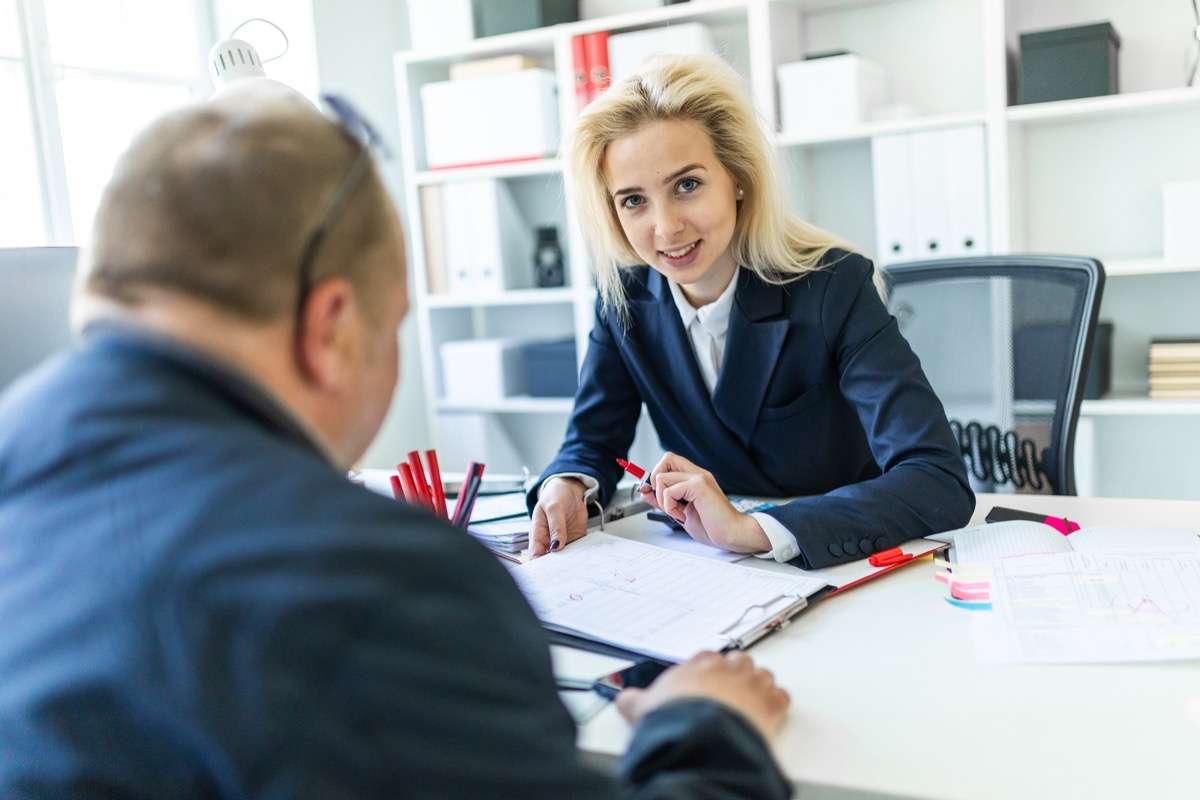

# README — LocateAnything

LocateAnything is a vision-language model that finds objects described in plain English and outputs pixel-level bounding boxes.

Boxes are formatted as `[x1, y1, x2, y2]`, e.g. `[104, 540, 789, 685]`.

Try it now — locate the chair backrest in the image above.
[0, 247, 78, 390]
[882, 255, 1104, 496]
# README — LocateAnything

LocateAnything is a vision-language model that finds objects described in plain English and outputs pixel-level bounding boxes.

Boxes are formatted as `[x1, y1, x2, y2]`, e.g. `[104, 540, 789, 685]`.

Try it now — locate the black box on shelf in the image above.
[522, 338, 578, 398]
[474, 1, 579, 38]
[1017, 21, 1120, 105]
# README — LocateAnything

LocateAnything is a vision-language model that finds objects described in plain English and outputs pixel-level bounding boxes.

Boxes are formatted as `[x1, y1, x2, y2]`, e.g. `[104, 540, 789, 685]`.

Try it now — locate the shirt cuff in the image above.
[750, 512, 802, 563]
[539, 472, 600, 505]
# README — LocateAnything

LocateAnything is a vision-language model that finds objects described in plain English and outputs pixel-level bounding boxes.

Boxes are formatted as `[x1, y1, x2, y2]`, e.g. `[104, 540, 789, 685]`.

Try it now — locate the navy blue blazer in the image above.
[0, 327, 788, 800]
[532, 251, 974, 569]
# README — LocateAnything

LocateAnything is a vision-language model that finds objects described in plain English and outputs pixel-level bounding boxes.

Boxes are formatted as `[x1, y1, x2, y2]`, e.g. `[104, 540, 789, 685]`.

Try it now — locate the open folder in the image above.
[511, 533, 830, 663]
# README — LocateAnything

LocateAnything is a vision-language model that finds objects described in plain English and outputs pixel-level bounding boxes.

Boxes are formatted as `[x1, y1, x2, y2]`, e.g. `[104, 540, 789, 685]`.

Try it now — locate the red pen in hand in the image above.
[615, 457, 689, 514]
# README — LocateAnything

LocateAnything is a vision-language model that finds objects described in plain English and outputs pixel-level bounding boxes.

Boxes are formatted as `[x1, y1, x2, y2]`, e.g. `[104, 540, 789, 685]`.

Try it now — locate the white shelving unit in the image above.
[393, 0, 1200, 497]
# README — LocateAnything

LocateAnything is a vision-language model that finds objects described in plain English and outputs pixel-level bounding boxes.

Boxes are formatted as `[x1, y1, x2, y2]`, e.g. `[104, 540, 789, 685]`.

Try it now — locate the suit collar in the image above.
[81, 321, 332, 463]
[641, 266, 792, 449]
[644, 266, 786, 322]
[733, 267, 786, 321]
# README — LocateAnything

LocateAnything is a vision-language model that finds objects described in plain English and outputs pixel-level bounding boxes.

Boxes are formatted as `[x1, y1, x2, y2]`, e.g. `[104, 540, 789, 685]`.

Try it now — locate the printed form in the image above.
[975, 550, 1200, 663]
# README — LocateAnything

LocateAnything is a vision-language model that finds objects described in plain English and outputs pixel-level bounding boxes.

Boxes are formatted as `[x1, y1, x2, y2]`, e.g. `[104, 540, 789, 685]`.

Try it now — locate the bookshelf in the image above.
[392, 0, 1200, 499]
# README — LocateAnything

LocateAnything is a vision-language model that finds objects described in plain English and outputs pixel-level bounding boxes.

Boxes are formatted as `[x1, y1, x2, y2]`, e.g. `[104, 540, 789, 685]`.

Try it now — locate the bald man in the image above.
[0, 84, 791, 799]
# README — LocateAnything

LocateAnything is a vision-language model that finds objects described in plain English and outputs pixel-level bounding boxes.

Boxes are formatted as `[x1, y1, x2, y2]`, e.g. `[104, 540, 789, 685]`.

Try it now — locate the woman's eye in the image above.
[677, 177, 700, 193]
[621, 195, 645, 210]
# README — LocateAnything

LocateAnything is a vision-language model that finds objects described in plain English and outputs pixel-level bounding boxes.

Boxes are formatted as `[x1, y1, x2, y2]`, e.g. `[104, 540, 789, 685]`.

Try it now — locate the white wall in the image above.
[310, 0, 431, 466]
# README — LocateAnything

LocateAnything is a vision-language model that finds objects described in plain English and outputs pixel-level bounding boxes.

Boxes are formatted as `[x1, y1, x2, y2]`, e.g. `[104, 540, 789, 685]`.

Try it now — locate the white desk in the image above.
[572, 493, 1200, 800]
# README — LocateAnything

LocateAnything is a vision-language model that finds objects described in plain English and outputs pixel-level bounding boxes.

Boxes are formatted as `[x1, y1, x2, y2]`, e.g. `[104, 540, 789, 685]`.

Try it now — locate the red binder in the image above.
[571, 35, 590, 111]
[584, 32, 610, 103]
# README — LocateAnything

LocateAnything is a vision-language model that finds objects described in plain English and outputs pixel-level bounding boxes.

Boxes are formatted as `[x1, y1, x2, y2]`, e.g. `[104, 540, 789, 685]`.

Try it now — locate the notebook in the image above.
[936, 520, 1200, 564]
[510, 532, 830, 662]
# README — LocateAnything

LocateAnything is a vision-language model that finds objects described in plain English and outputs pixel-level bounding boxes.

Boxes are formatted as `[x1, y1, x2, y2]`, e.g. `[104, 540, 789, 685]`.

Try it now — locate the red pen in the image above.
[407, 451, 434, 509]
[450, 461, 481, 526]
[616, 457, 689, 510]
[425, 449, 448, 520]
[615, 457, 650, 488]
[397, 463, 420, 506]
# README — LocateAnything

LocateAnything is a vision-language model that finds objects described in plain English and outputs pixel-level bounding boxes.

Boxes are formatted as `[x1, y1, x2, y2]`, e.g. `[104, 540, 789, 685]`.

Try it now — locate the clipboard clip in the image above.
[717, 593, 802, 643]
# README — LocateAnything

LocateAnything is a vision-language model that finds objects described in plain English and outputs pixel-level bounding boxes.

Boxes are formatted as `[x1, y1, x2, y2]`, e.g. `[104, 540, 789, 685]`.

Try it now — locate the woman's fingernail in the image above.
[550, 538, 561, 551]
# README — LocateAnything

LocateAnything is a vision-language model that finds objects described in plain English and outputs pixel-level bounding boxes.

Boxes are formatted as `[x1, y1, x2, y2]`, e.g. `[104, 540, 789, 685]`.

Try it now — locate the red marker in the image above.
[617, 457, 690, 511]
[868, 547, 914, 568]
[615, 457, 647, 482]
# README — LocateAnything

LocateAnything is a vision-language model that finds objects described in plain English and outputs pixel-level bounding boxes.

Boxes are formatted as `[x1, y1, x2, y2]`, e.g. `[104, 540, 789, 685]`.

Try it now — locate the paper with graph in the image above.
[512, 532, 828, 662]
[974, 550, 1200, 663]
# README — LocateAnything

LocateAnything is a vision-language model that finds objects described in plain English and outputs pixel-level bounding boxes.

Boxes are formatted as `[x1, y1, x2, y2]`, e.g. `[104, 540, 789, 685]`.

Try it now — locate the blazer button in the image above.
[843, 540, 858, 555]
[828, 543, 844, 557]
[874, 536, 888, 551]
[860, 538, 873, 553]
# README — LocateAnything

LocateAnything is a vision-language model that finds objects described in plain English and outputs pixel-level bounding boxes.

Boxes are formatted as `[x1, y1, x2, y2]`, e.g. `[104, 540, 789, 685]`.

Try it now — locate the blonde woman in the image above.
[527, 55, 973, 567]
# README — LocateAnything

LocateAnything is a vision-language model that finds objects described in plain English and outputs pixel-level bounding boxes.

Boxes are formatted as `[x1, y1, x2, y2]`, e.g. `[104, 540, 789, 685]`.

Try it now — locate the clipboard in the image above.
[512, 533, 831, 663]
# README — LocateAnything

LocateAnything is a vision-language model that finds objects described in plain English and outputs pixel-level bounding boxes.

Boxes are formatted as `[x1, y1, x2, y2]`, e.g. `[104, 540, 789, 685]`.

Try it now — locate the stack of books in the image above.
[467, 518, 529, 555]
[1149, 338, 1200, 399]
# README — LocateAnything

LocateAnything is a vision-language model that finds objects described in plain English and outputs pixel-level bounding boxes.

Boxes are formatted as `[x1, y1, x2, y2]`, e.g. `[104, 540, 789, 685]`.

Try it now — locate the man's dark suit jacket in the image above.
[0, 326, 788, 799]
[531, 251, 974, 568]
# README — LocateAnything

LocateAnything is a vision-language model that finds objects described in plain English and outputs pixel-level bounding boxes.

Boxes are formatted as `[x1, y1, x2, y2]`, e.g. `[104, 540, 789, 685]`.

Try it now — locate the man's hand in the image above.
[616, 651, 790, 741]
[529, 477, 590, 557]
[639, 452, 771, 553]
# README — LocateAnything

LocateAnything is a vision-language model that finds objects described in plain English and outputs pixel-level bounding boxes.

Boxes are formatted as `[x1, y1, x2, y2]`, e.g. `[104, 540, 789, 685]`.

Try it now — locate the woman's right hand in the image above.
[529, 477, 590, 557]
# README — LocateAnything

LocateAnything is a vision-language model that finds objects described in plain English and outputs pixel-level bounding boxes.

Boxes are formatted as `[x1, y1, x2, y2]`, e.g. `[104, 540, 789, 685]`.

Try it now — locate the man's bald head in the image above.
[83, 81, 400, 322]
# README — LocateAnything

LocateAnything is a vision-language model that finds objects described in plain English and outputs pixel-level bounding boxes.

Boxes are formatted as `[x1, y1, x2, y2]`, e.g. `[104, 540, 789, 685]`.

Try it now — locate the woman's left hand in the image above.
[638, 452, 771, 554]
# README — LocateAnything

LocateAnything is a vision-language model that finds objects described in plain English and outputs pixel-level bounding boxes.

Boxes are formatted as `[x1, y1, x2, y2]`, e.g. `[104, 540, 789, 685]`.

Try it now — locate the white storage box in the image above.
[608, 23, 717, 84]
[440, 338, 534, 401]
[440, 180, 533, 294]
[778, 55, 886, 136]
[421, 70, 559, 169]
[1163, 181, 1200, 265]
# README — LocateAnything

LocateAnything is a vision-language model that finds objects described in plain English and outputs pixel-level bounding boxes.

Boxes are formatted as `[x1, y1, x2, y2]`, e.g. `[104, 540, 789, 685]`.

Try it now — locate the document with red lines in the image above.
[975, 550, 1200, 663]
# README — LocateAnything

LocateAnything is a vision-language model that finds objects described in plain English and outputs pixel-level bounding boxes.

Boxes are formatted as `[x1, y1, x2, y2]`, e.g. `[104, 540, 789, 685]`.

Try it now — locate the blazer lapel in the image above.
[638, 270, 714, 419]
[712, 270, 789, 447]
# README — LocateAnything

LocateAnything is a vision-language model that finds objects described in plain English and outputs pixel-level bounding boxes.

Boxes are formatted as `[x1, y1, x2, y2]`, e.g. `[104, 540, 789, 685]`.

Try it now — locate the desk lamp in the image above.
[208, 18, 289, 91]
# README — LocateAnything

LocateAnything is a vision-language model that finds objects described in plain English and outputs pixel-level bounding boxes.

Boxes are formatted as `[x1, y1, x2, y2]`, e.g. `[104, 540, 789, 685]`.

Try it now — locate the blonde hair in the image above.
[569, 54, 847, 320]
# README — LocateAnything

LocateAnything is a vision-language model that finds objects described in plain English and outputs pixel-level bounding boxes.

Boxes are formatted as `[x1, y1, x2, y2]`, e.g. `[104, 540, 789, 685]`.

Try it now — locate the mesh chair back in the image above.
[882, 256, 1104, 495]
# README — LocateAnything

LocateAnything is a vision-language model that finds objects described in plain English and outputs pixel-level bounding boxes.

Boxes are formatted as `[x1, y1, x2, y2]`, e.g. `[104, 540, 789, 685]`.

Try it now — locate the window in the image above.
[0, 0, 47, 246]
[0, 0, 318, 247]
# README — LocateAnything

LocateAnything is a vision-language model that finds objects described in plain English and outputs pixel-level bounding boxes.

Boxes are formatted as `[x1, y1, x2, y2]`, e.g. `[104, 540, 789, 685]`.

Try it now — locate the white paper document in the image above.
[940, 520, 1200, 564]
[512, 532, 829, 662]
[974, 550, 1200, 663]
[600, 512, 747, 562]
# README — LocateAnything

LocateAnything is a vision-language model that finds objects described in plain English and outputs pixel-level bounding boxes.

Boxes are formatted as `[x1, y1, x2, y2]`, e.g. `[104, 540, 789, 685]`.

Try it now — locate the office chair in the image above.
[0, 247, 78, 391]
[881, 255, 1104, 496]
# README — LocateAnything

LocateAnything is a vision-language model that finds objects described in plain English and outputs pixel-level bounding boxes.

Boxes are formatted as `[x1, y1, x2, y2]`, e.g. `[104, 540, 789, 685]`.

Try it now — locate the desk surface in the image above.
[572, 493, 1200, 800]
